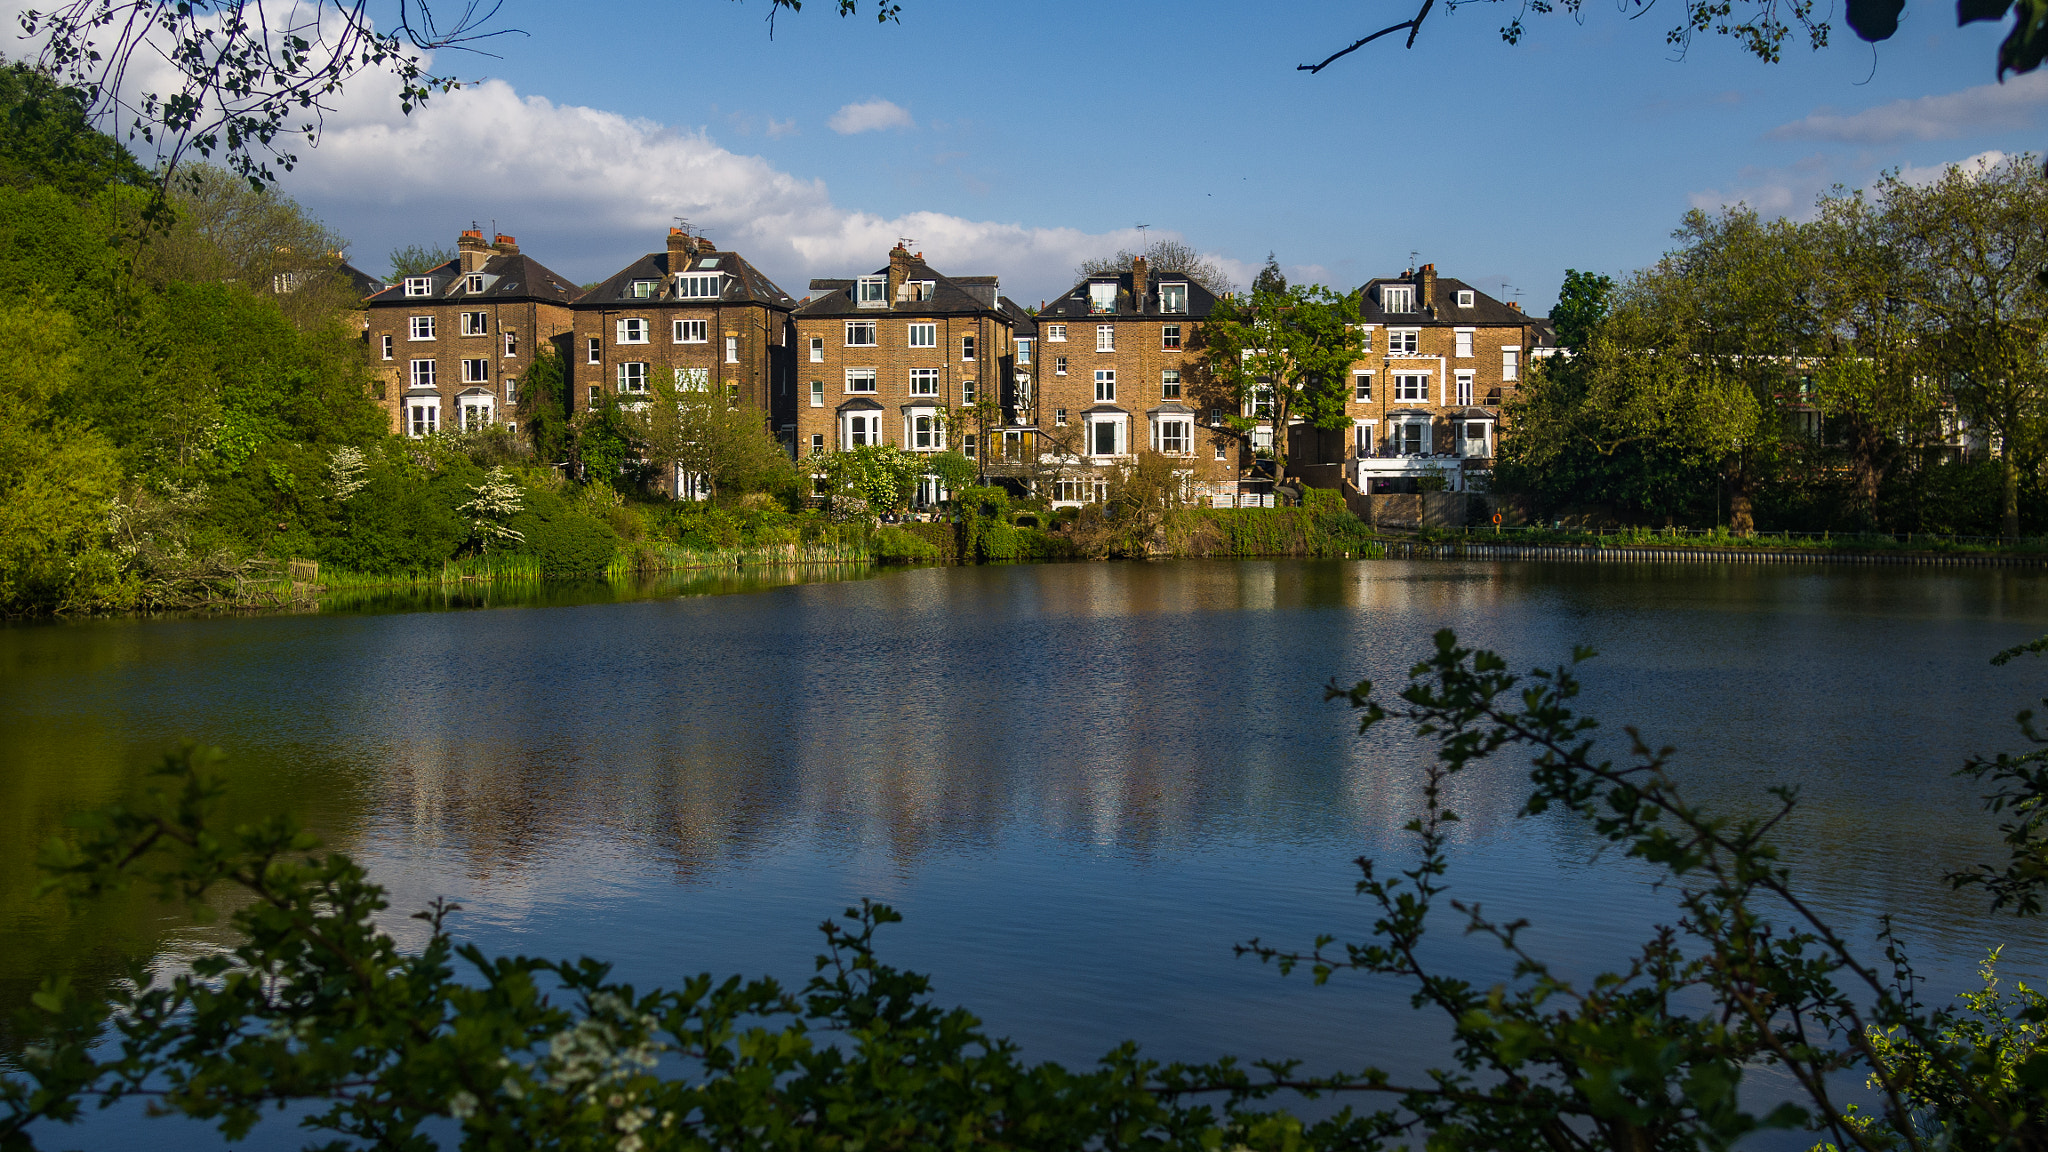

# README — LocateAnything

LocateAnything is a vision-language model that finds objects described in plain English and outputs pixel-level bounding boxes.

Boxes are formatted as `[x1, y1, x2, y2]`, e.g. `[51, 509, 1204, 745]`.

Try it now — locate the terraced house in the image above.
[1339, 264, 1551, 493]
[793, 245, 1019, 503]
[362, 230, 580, 437]
[572, 229, 799, 444]
[1025, 258, 1241, 507]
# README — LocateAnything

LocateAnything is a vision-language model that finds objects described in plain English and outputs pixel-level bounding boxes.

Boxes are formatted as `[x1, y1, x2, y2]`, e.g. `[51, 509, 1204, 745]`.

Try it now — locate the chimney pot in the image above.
[457, 229, 492, 274]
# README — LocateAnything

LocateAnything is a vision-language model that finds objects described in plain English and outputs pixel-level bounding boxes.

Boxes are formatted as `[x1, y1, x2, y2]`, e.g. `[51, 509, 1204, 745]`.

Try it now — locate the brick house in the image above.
[362, 230, 580, 437]
[793, 245, 1019, 504]
[571, 230, 799, 466]
[1339, 264, 1551, 494]
[1025, 258, 1241, 507]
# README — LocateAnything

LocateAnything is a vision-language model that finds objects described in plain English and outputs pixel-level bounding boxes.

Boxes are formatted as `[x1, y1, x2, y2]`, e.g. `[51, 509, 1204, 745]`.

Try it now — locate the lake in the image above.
[4, 558, 2046, 1147]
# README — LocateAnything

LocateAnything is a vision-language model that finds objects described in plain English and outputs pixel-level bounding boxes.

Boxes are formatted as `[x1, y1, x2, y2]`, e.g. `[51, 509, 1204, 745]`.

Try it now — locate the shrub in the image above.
[869, 525, 939, 563]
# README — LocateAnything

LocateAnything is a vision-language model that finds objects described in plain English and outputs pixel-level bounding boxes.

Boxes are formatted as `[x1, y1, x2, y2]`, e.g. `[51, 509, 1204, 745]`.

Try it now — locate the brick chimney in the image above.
[1508, 301, 1522, 312]
[667, 227, 696, 271]
[888, 244, 912, 303]
[1131, 255, 1148, 310]
[1419, 263, 1437, 312]
[457, 229, 490, 274]
[492, 233, 519, 256]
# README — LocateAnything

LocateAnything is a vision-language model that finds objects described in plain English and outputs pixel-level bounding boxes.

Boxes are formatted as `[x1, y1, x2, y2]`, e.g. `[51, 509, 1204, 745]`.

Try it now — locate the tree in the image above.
[137, 163, 357, 329]
[0, 59, 151, 198]
[625, 374, 797, 500]
[1197, 283, 1364, 489]
[1548, 268, 1614, 352]
[1077, 238, 1234, 296]
[387, 244, 456, 281]
[515, 348, 572, 465]
[1251, 252, 1287, 296]
[457, 466, 524, 553]
[1881, 154, 2048, 540]
[821, 444, 923, 515]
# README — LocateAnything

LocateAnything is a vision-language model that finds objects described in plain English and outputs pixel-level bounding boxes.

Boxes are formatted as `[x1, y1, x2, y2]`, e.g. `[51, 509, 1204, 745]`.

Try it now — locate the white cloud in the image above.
[266, 70, 1207, 300]
[827, 98, 913, 135]
[1687, 153, 1836, 219]
[765, 117, 798, 139]
[1767, 72, 2048, 144]
[1896, 149, 2011, 185]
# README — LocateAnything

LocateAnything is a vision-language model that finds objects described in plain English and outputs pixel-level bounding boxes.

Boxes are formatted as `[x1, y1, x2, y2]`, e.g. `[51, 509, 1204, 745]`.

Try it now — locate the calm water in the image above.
[4, 559, 2047, 1147]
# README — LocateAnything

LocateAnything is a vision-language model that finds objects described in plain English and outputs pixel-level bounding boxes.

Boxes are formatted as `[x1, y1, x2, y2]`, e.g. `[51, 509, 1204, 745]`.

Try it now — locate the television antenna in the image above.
[673, 216, 691, 233]
[897, 236, 916, 249]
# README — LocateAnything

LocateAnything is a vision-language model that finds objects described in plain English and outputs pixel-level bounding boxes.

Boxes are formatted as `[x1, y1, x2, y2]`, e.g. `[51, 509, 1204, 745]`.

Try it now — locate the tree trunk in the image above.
[1727, 467, 1754, 536]
[2001, 454, 2020, 540]
[1270, 398, 1291, 490]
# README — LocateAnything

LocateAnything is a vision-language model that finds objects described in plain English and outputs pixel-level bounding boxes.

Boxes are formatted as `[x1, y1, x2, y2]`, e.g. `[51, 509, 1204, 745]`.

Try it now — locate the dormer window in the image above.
[899, 280, 935, 302]
[631, 279, 656, 299]
[465, 273, 484, 293]
[1381, 285, 1416, 313]
[857, 276, 887, 307]
[1088, 281, 1118, 314]
[404, 277, 431, 297]
[675, 273, 722, 299]
[1159, 282, 1188, 314]
[1456, 290, 1475, 307]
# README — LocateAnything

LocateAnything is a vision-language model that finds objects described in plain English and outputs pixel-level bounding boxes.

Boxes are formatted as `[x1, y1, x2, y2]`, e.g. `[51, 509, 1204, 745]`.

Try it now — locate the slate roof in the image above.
[999, 296, 1036, 337]
[364, 253, 582, 307]
[1357, 275, 1535, 329]
[1036, 268, 1220, 321]
[797, 255, 1008, 319]
[576, 248, 796, 310]
[336, 261, 386, 299]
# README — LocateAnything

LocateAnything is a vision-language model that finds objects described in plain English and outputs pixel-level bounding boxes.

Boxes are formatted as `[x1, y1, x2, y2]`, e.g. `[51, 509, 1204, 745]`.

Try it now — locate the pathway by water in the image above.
[3, 559, 2045, 1147]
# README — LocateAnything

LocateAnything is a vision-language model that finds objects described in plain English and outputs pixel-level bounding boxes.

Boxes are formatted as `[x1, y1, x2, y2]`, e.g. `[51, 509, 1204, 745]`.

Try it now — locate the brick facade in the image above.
[570, 230, 798, 451]
[792, 245, 1017, 500]
[361, 230, 579, 437]
[1027, 258, 1241, 506]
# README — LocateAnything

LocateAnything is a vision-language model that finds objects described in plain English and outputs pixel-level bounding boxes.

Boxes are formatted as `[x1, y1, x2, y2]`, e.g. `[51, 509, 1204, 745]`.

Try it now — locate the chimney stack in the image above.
[457, 228, 490, 274]
[888, 243, 912, 304]
[1508, 301, 1522, 312]
[1419, 263, 1437, 312]
[1131, 255, 1149, 309]
[668, 227, 696, 270]
[492, 233, 519, 256]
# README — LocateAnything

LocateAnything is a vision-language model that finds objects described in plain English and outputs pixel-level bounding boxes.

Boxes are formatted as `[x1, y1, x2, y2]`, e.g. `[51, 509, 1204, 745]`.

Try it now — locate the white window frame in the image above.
[618, 362, 649, 393]
[1454, 328, 1474, 358]
[465, 273, 484, 293]
[675, 273, 722, 299]
[845, 320, 878, 347]
[503, 330, 518, 357]
[1503, 347, 1520, 381]
[379, 335, 394, 360]
[1161, 368, 1181, 399]
[1094, 369, 1116, 402]
[909, 367, 940, 397]
[809, 336, 824, 362]
[1159, 282, 1188, 314]
[408, 315, 435, 340]
[617, 318, 648, 345]
[1395, 372, 1429, 403]
[962, 380, 977, 405]
[725, 335, 739, 364]
[1161, 324, 1181, 351]
[675, 367, 711, 392]
[458, 394, 494, 431]
[1381, 285, 1415, 313]
[1457, 290, 1475, 307]
[843, 411, 880, 448]
[409, 359, 436, 389]
[907, 408, 945, 450]
[586, 337, 601, 364]
[1087, 281, 1118, 314]
[1046, 323, 1067, 342]
[460, 311, 488, 336]
[674, 319, 708, 344]
[1456, 371, 1475, 407]
[809, 380, 825, 407]
[908, 322, 937, 348]
[1354, 419, 1376, 456]
[1017, 338, 1032, 365]
[1354, 372, 1372, 402]
[961, 334, 975, 361]
[1389, 328, 1421, 356]
[462, 358, 489, 384]
[1096, 325, 1115, 352]
[631, 279, 657, 299]
[1055, 356, 1068, 376]
[846, 368, 878, 394]
[403, 276, 431, 297]
[405, 397, 438, 437]
[857, 276, 887, 308]
[1085, 412, 1125, 457]
[1153, 416, 1191, 454]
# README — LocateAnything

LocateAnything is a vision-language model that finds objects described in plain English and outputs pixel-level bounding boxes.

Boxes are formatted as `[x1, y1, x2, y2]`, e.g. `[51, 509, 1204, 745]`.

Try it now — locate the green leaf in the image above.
[1848, 0, 1905, 40]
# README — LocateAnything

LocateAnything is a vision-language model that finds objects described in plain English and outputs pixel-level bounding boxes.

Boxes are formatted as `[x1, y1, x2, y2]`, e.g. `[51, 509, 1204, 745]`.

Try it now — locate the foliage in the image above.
[458, 466, 525, 553]
[510, 486, 619, 577]
[821, 444, 924, 515]
[1199, 282, 1365, 486]
[387, 243, 455, 280]
[0, 60, 151, 197]
[515, 348, 572, 465]
[624, 376, 798, 501]
[867, 523, 942, 563]
[1077, 238, 1235, 295]
[0, 298, 122, 613]
[135, 163, 359, 329]
[1550, 269, 1614, 352]
[928, 449, 978, 495]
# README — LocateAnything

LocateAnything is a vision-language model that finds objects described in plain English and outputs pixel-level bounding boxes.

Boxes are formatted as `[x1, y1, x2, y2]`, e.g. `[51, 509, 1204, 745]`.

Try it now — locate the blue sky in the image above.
[145, 1, 2048, 309]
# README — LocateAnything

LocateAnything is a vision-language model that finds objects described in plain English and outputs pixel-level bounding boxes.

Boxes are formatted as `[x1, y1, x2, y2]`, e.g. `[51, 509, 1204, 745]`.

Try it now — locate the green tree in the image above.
[386, 243, 455, 280]
[1198, 282, 1364, 489]
[0, 59, 151, 198]
[1250, 252, 1287, 296]
[1881, 154, 2048, 540]
[626, 374, 797, 501]
[0, 298, 123, 613]
[137, 163, 357, 330]
[515, 347, 572, 465]
[1549, 268, 1614, 352]
[821, 444, 923, 515]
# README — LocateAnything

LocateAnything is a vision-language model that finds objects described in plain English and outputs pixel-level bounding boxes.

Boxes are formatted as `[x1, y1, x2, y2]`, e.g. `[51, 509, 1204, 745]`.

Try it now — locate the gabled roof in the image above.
[1036, 268, 1219, 321]
[336, 261, 386, 299]
[1357, 275, 1532, 328]
[365, 253, 582, 306]
[576, 248, 795, 310]
[999, 296, 1036, 336]
[797, 255, 1009, 319]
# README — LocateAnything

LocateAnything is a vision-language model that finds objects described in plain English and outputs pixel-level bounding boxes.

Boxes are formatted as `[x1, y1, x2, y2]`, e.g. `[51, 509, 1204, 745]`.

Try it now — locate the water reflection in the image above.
[3, 559, 2047, 1141]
